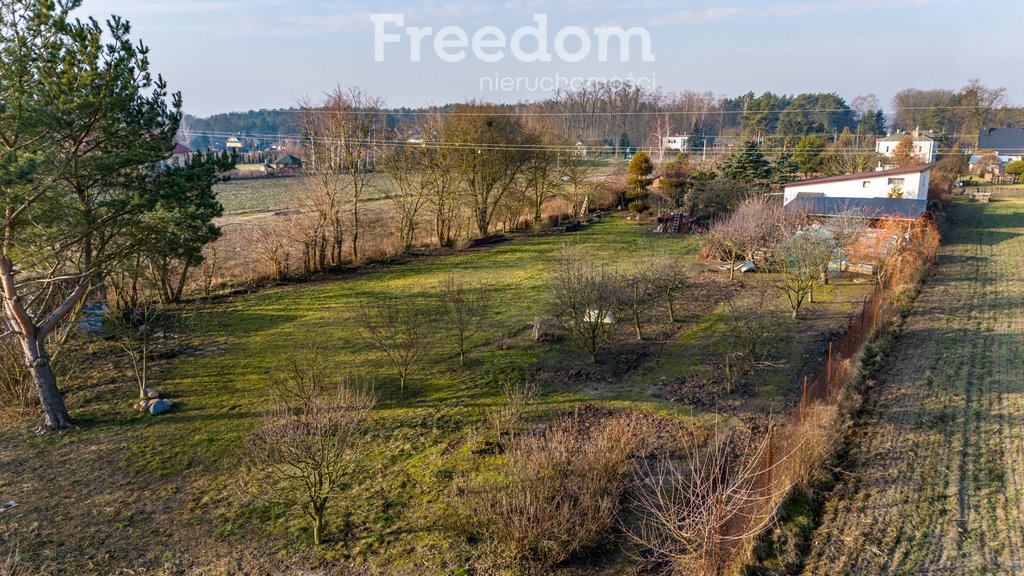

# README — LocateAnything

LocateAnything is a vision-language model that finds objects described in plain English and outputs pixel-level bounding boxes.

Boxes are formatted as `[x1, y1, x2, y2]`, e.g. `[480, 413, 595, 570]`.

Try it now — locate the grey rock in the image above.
[149, 399, 174, 415]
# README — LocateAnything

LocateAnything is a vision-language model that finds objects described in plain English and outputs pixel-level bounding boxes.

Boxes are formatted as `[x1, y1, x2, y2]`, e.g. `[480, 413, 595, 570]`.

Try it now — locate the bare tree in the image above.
[436, 274, 492, 367]
[106, 303, 170, 400]
[416, 110, 463, 247]
[637, 246, 688, 323]
[302, 86, 384, 264]
[560, 149, 599, 220]
[714, 290, 790, 391]
[246, 222, 291, 281]
[627, 426, 787, 576]
[360, 298, 437, 393]
[521, 144, 561, 227]
[620, 263, 655, 341]
[705, 195, 777, 280]
[549, 245, 621, 363]
[767, 230, 835, 319]
[246, 353, 375, 546]
[445, 103, 531, 237]
[377, 142, 430, 253]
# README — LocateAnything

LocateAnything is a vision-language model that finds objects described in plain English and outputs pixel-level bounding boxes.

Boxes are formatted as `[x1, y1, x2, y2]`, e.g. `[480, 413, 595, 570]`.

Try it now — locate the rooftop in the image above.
[979, 127, 1024, 154]
[784, 194, 929, 221]
[783, 164, 935, 188]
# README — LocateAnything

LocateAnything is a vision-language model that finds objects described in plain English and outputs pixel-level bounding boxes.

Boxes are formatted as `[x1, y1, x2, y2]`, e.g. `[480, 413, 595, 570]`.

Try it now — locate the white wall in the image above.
[662, 136, 688, 151]
[876, 138, 937, 162]
[784, 169, 931, 204]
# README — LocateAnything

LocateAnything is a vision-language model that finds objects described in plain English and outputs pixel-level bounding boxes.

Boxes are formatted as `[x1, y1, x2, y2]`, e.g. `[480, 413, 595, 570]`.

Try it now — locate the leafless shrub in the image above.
[549, 244, 621, 362]
[105, 303, 180, 400]
[485, 379, 538, 441]
[359, 298, 438, 393]
[642, 250, 688, 324]
[247, 221, 292, 281]
[246, 353, 375, 547]
[766, 230, 835, 319]
[436, 274, 493, 367]
[619, 265, 655, 341]
[0, 335, 33, 417]
[627, 425, 788, 576]
[470, 414, 646, 574]
[704, 195, 792, 279]
[714, 291, 791, 391]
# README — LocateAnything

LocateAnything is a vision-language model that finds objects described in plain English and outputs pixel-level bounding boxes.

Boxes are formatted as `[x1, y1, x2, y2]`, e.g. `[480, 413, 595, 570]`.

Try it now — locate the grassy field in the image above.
[0, 213, 874, 574]
[802, 198, 1024, 574]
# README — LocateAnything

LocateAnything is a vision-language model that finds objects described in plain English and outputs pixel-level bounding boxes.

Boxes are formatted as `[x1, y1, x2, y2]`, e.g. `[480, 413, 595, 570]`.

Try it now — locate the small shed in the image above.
[266, 154, 304, 173]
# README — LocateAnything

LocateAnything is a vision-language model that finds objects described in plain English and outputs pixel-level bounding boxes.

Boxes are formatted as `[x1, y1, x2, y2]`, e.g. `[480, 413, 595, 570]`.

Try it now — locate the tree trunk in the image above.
[351, 195, 360, 264]
[312, 508, 325, 546]
[24, 336, 72, 430]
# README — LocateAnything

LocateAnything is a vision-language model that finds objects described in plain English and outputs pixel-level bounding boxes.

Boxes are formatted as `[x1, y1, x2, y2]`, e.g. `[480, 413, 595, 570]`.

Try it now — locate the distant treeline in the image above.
[183, 80, 1024, 153]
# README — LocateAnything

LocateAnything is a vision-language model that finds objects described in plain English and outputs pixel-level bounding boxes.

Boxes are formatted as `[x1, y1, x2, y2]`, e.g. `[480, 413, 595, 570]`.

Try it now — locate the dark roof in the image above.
[979, 128, 1024, 154]
[783, 164, 934, 188]
[784, 194, 928, 221]
[269, 154, 302, 166]
[171, 142, 191, 155]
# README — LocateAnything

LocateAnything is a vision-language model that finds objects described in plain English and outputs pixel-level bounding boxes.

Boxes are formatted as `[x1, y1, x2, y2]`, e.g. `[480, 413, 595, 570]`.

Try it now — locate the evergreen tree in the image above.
[627, 150, 655, 213]
[135, 151, 236, 304]
[1, 1, 182, 429]
[719, 141, 772, 189]
[770, 151, 798, 186]
[687, 122, 705, 153]
[793, 134, 829, 176]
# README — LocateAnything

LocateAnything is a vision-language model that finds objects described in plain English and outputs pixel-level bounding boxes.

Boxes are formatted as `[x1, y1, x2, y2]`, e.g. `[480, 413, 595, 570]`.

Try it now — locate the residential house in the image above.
[978, 127, 1024, 161]
[782, 164, 933, 205]
[661, 135, 688, 151]
[782, 164, 933, 222]
[266, 154, 303, 174]
[875, 130, 937, 163]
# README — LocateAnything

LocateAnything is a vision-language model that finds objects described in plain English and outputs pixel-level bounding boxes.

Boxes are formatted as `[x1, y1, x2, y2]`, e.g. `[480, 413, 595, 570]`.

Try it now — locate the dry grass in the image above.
[802, 200, 1024, 574]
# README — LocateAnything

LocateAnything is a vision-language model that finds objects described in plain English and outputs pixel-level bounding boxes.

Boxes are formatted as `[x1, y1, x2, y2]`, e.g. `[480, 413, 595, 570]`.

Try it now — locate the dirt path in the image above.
[803, 199, 1024, 574]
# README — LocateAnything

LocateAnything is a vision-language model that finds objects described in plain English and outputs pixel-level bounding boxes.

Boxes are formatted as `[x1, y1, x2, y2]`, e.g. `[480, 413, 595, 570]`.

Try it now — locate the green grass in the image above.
[0, 210, 875, 573]
[113, 215, 704, 568]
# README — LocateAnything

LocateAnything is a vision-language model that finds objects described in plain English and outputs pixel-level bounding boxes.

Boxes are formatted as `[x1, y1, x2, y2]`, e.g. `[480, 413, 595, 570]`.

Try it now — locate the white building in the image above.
[875, 130, 937, 163]
[782, 164, 933, 205]
[662, 135, 688, 151]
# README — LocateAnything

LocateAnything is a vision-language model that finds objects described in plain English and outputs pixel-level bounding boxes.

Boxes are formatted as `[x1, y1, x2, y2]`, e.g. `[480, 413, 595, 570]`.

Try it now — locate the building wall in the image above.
[876, 138, 937, 162]
[662, 136, 688, 151]
[784, 170, 931, 204]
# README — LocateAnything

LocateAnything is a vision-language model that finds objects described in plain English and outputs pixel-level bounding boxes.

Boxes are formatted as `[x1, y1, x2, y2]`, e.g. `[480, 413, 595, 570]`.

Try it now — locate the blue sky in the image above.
[82, 0, 1022, 117]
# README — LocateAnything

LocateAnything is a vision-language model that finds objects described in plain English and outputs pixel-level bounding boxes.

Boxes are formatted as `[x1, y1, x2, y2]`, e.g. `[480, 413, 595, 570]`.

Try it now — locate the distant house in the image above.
[875, 130, 937, 163]
[662, 135, 688, 151]
[782, 164, 934, 205]
[978, 127, 1024, 160]
[266, 153, 303, 173]
[158, 142, 192, 170]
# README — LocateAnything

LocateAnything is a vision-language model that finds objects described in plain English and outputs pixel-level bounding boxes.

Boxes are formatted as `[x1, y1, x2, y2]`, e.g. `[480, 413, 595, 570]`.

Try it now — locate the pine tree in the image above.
[687, 122, 705, 153]
[719, 141, 772, 189]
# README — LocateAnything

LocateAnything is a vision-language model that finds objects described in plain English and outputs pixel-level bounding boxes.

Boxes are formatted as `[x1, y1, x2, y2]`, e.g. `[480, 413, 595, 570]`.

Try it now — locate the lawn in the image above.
[0, 213, 874, 574]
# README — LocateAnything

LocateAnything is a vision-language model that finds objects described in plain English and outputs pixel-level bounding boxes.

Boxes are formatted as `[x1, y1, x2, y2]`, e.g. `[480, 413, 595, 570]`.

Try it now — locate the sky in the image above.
[81, 0, 1024, 118]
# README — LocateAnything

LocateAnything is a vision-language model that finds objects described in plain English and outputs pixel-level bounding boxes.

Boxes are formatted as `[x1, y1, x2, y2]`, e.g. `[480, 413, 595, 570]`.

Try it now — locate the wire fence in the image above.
[718, 219, 941, 573]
